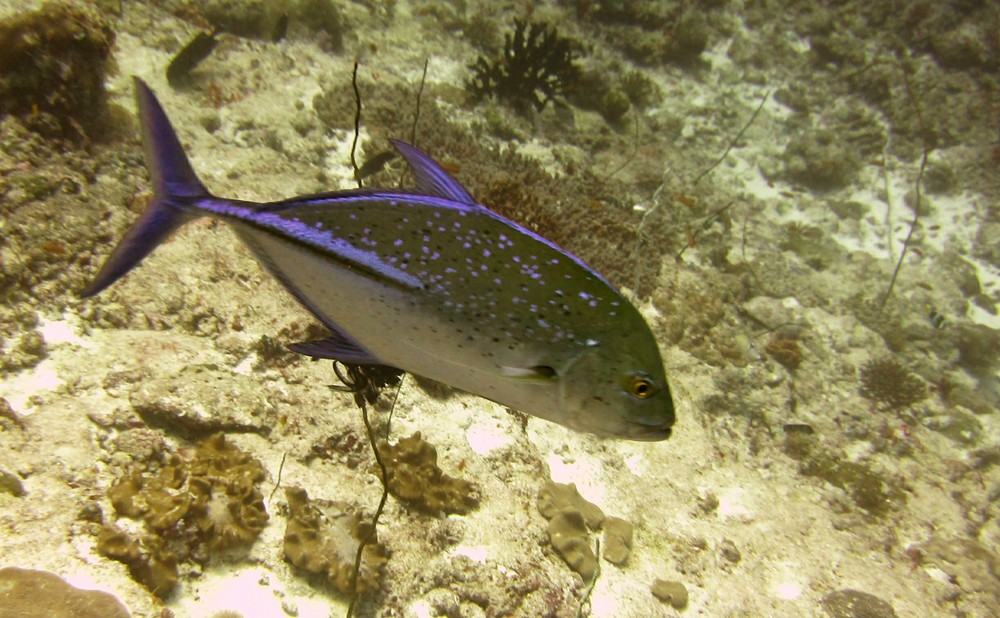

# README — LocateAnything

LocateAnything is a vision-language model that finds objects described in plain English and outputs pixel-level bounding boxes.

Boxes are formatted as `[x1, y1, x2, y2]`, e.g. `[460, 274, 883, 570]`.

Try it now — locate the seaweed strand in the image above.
[350, 61, 363, 189]
[631, 89, 768, 297]
[690, 90, 769, 187]
[267, 451, 286, 504]
[346, 394, 391, 618]
[880, 64, 933, 309]
[330, 363, 402, 617]
[576, 538, 601, 618]
[410, 58, 429, 146]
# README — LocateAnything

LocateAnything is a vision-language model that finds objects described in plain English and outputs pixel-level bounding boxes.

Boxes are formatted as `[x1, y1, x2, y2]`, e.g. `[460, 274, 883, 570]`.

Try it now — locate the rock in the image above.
[912, 537, 1000, 603]
[930, 24, 993, 70]
[975, 222, 1000, 268]
[0, 466, 26, 497]
[536, 481, 605, 529]
[783, 129, 861, 191]
[603, 517, 634, 565]
[651, 579, 688, 609]
[820, 589, 897, 618]
[742, 296, 802, 336]
[547, 509, 596, 580]
[0, 2, 115, 140]
[955, 324, 1000, 372]
[128, 364, 275, 439]
[0, 397, 25, 429]
[719, 538, 742, 566]
[0, 567, 130, 618]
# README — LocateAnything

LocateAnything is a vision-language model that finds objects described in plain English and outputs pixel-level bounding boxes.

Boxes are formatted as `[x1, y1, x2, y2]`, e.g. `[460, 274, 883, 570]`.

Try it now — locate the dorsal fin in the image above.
[389, 139, 477, 205]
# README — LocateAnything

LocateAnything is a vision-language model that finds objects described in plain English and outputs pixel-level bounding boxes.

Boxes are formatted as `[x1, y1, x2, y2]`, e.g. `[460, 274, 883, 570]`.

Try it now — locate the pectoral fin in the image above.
[289, 332, 383, 364]
[500, 365, 558, 383]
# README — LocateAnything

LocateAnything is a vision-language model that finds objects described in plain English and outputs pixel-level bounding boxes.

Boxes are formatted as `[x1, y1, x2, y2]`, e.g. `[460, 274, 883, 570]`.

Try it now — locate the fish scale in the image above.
[270, 195, 620, 334]
[81, 79, 675, 441]
[226, 194, 625, 363]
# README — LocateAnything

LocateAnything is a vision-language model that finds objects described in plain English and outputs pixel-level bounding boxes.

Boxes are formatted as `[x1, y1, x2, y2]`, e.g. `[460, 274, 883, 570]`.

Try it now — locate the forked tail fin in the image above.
[80, 78, 210, 297]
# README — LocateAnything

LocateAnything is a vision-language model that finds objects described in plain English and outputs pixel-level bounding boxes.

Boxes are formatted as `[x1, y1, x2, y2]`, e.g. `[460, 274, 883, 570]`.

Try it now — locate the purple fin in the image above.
[389, 139, 477, 205]
[135, 77, 209, 200]
[288, 334, 382, 364]
[81, 78, 209, 297]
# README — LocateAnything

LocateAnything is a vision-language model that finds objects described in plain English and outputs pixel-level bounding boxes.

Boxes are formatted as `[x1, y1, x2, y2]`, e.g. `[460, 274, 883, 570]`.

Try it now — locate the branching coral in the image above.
[99, 433, 268, 597]
[467, 19, 580, 112]
[859, 356, 928, 411]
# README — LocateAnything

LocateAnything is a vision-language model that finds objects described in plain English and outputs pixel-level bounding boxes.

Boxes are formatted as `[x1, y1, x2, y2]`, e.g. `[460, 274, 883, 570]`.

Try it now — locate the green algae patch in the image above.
[0, 567, 131, 618]
[98, 433, 268, 597]
[376, 432, 479, 515]
[820, 589, 897, 618]
[801, 456, 905, 519]
[283, 486, 387, 594]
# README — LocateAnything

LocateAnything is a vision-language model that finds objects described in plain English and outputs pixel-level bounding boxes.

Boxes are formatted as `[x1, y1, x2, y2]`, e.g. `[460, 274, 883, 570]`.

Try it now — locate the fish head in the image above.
[556, 336, 675, 441]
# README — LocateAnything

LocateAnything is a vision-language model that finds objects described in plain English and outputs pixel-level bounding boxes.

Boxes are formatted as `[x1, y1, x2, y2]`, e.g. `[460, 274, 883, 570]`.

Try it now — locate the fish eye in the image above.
[628, 376, 655, 399]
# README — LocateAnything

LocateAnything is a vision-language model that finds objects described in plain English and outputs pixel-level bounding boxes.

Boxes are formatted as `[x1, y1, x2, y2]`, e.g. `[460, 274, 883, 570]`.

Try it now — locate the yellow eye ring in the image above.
[629, 376, 654, 399]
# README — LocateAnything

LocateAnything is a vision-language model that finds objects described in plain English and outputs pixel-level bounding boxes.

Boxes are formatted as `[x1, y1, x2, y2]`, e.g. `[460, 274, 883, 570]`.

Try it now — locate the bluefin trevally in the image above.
[82, 78, 675, 441]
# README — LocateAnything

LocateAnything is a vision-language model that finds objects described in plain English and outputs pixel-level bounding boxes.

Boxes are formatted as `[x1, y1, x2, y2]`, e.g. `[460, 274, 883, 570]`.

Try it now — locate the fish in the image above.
[81, 78, 675, 441]
[166, 30, 220, 87]
[927, 307, 948, 330]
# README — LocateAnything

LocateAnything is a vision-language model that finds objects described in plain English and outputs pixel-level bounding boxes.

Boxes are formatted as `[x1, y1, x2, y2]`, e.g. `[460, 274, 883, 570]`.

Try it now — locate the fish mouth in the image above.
[626, 421, 673, 442]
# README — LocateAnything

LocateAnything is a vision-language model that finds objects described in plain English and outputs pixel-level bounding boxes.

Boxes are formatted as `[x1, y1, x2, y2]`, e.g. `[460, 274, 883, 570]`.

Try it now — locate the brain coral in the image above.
[99, 433, 268, 596]
[283, 486, 387, 594]
[377, 432, 480, 516]
[0, 567, 131, 618]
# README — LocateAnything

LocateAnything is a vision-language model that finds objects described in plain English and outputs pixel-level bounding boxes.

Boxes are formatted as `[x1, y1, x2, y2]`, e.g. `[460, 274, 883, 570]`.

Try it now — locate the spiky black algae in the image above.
[467, 19, 580, 113]
[859, 356, 928, 411]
